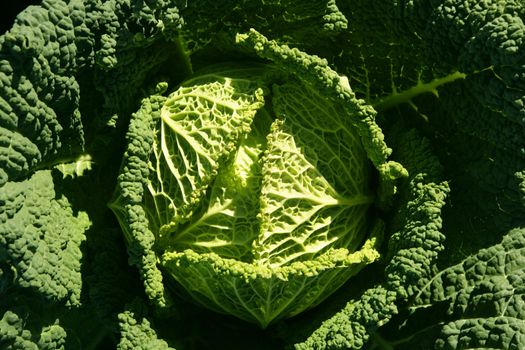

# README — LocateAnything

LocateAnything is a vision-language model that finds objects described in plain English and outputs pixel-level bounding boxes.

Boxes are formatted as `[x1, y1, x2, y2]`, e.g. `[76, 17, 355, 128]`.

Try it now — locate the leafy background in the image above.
[1, 1, 524, 349]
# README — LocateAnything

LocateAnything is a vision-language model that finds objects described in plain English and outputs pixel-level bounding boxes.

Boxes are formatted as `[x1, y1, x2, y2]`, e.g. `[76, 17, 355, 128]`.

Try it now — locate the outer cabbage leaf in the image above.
[177, 0, 347, 55]
[0, 310, 66, 350]
[109, 94, 172, 308]
[371, 228, 525, 350]
[0, 170, 90, 306]
[117, 300, 174, 350]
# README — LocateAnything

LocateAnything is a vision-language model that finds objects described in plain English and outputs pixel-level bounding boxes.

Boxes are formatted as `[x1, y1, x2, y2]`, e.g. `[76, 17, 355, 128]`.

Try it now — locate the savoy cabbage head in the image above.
[110, 64, 388, 327]
[0, 0, 524, 349]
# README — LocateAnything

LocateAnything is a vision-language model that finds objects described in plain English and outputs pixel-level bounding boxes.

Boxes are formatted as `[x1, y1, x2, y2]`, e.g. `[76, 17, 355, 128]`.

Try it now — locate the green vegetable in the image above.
[0, 0, 523, 349]
[110, 66, 386, 327]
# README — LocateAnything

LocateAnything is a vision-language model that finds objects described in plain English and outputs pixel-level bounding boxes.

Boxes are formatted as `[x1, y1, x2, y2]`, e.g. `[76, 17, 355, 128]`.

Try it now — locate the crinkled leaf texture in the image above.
[295, 128, 450, 349]
[369, 227, 525, 350]
[1, 0, 524, 348]
[117, 300, 174, 350]
[0, 170, 90, 306]
[110, 64, 390, 328]
[0, 310, 66, 350]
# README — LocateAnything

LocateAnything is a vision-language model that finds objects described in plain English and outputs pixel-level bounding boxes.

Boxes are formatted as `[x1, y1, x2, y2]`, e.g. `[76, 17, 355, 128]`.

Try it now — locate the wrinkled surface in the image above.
[0, 0, 523, 349]
[111, 67, 380, 327]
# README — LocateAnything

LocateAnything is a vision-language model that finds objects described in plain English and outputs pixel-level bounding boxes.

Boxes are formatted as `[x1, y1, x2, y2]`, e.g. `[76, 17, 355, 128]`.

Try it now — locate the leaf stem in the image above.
[373, 71, 467, 111]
